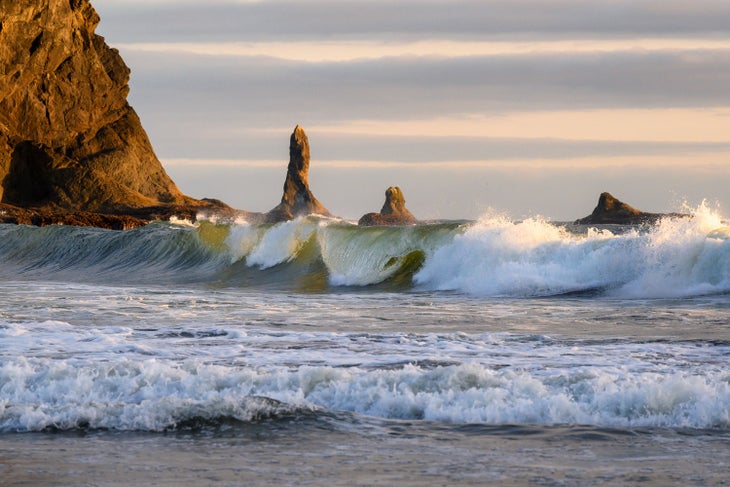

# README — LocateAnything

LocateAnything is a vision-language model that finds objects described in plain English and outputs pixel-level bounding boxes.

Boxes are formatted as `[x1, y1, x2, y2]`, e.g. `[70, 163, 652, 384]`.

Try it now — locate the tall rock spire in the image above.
[267, 125, 330, 222]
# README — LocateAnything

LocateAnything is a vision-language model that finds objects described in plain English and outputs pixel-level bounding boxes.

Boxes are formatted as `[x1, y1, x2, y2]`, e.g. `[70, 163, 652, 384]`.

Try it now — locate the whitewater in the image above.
[1, 203, 729, 485]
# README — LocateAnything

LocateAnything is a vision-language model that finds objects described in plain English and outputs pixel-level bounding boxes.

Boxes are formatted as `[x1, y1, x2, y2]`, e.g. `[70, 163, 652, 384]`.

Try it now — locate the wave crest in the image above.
[1, 203, 729, 297]
[415, 203, 730, 298]
[2, 358, 727, 432]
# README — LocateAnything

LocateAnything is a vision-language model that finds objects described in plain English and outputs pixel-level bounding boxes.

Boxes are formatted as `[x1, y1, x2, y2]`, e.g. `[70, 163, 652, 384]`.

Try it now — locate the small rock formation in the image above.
[0, 0, 233, 228]
[575, 192, 666, 225]
[358, 186, 418, 226]
[266, 125, 330, 222]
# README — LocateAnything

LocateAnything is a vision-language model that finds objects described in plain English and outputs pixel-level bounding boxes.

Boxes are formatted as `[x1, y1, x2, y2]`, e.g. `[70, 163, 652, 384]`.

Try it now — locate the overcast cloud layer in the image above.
[93, 0, 730, 219]
[99, 1, 730, 42]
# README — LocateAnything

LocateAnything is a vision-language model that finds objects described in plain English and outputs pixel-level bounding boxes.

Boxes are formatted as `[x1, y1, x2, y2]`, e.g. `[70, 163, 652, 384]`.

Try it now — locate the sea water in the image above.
[0, 204, 729, 485]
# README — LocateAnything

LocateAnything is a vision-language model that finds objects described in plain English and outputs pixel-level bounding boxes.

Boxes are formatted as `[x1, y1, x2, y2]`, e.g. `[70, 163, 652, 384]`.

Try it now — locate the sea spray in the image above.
[616, 201, 730, 297]
[414, 204, 730, 298]
[413, 214, 633, 296]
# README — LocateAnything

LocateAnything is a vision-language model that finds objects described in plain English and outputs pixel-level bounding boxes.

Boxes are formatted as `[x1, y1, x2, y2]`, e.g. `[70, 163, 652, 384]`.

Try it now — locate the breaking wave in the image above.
[1, 357, 728, 432]
[416, 203, 730, 298]
[1, 202, 729, 298]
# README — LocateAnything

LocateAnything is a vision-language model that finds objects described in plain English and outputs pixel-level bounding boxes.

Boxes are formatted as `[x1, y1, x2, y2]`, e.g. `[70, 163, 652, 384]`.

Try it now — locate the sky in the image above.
[92, 0, 730, 221]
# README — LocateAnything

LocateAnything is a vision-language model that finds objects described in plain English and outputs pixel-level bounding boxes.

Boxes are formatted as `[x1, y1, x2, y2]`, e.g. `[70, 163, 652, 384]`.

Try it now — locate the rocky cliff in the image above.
[0, 0, 202, 216]
[359, 186, 418, 226]
[266, 125, 330, 222]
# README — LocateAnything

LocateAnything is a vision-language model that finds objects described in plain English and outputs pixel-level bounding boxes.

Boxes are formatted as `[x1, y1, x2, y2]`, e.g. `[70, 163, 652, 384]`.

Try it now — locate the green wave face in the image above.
[199, 217, 462, 290]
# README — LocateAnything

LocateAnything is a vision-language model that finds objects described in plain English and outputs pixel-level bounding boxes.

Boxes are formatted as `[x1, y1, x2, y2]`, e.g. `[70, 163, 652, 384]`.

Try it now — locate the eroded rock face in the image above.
[358, 186, 418, 226]
[0, 0, 189, 211]
[575, 192, 662, 224]
[266, 125, 330, 222]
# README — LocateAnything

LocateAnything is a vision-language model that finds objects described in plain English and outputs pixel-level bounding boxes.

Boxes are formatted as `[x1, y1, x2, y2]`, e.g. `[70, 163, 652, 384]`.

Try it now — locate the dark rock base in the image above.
[0, 201, 251, 230]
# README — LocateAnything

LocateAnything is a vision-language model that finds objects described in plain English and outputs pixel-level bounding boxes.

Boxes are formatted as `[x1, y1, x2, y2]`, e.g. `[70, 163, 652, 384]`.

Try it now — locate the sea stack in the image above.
[0, 0, 235, 228]
[266, 125, 330, 222]
[575, 192, 663, 225]
[358, 186, 418, 226]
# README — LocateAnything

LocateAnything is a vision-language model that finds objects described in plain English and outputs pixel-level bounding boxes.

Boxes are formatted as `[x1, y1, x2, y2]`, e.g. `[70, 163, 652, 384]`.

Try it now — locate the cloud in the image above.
[314, 138, 730, 164]
[164, 152, 730, 170]
[95, 0, 730, 43]
[309, 109, 730, 142]
[120, 48, 730, 160]
[117, 39, 730, 63]
[124, 49, 730, 116]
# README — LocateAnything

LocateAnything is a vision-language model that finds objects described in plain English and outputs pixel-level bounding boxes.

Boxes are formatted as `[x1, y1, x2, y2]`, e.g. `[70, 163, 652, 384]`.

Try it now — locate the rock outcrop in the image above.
[359, 186, 418, 226]
[266, 125, 330, 222]
[0, 0, 228, 227]
[575, 192, 667, 225]
[0, 199, 238, 229]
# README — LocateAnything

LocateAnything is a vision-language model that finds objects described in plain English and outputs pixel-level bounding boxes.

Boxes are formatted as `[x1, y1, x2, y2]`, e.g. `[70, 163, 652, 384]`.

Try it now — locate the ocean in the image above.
[1, 204, 729, 486]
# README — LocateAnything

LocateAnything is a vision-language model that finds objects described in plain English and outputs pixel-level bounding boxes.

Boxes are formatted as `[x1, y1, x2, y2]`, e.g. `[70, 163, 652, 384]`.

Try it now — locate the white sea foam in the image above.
[297, 363, 730, 428]
[1, 357, 728, 432]
[415, 203, 730, 298]
[414, 214, 629, 296]
[616, 202, 730, 298]
[1, 297, 728, 433]
[167, 216, 196, 227]
[225, 222, 265, 263]
[0, 322, 28, 338]
[0, 358, 303, 432]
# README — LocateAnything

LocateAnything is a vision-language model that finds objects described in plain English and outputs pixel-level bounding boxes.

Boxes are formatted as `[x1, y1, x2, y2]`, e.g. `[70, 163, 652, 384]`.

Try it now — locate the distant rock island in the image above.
[575, 192, 685, 225]
[359, 187, 418, 226]
[0, 0, 237, 228]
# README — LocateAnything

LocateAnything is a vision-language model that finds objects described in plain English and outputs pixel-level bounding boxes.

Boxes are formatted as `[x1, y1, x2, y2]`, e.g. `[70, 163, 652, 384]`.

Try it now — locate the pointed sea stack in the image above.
[0, 0, 235, 228]
[358, 186, 418, 226]
[575, 192, 665, 225]
[266, 125, 330, 222]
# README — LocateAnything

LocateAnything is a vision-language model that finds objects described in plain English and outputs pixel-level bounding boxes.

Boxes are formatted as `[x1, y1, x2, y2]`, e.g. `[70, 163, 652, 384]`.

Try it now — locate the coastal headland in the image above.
[0, 0, 251, 228]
